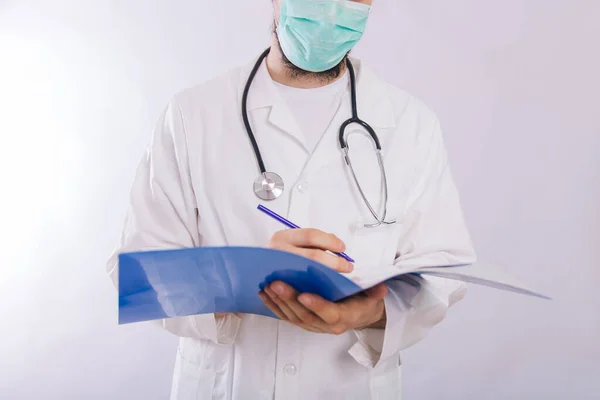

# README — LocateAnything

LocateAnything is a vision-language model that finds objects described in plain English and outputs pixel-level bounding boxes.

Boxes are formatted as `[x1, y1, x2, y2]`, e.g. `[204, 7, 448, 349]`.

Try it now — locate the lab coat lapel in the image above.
[268, 102, 307, 151]
[239, 57, 308, 152]
[301, 59, 397, 178]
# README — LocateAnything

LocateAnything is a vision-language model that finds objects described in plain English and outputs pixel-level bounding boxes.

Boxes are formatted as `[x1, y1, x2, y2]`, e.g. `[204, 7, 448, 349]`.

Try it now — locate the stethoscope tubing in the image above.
[242, 47, 395, 226]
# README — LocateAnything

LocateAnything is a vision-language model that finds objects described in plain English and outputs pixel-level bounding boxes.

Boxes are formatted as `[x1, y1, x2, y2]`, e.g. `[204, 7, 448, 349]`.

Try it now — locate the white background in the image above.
[1, 1, 599, 399]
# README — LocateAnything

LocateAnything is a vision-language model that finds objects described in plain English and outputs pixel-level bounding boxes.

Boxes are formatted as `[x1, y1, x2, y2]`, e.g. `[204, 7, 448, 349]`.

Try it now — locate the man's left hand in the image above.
[259, 282, 388, 334]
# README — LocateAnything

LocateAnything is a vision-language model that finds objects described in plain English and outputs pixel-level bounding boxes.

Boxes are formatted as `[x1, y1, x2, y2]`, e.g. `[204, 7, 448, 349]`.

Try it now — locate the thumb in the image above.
[364, 283, 388, 300]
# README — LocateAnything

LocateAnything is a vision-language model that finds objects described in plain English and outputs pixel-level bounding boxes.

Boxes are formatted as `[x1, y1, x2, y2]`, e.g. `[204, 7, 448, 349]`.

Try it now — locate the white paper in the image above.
[346, 262, 550, 300]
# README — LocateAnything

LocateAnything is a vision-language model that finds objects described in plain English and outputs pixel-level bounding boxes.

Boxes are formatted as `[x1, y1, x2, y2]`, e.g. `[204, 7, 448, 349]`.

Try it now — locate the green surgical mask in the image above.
[277, 0, 371, 72]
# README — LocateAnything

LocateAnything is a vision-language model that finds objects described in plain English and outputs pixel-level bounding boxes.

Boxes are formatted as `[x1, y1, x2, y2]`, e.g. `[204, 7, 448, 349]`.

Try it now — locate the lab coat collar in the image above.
[239, 53, 306, 149]
[237, 52, 397, 130]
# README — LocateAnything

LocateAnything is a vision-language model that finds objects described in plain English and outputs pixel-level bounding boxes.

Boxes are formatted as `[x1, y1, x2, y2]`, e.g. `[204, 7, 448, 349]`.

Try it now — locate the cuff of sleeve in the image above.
[348, 274, 469, 369]
[349, 279, 417, 369]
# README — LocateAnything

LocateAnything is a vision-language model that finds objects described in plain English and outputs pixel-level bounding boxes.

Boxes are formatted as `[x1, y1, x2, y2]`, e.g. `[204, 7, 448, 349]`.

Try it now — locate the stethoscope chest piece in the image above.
[254, 172, 284, 200]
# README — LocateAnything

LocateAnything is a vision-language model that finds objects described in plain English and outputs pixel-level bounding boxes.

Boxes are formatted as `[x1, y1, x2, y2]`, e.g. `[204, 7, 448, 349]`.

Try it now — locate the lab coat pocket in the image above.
[171, 338, 231, 400]
[171, 347, 216, 400]
[350, 221, 398, 267]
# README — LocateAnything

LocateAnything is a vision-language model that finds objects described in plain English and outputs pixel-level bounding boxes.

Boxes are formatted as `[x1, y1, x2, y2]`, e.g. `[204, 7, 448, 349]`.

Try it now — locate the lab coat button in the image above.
[296, 181, 309, 193]
[283, 363, 297, 376]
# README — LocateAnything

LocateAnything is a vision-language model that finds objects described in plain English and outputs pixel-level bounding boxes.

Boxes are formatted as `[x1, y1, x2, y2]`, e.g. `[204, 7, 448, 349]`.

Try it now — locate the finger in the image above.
[258, 291, 287, 320]
[272, 228, 346, 253]
[297, 293, 342, 326]
[293, 247, 353, 273]
[270, 282, 324, 327]
[265, 286, 324, 333]
[364, 283, 388, 300]
[265, 286, 302, 324]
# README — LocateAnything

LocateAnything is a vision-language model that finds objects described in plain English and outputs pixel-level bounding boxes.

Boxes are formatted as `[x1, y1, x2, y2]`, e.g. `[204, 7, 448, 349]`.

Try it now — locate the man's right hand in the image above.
[267, 228, 353, 273]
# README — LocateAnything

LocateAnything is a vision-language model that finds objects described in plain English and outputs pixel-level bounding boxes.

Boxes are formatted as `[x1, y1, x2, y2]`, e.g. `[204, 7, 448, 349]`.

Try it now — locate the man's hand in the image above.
[217, 229, 353, 321]
[259, 281, 387, 334]
[267, 228, 354, 273]
[261, 227, 386, 334]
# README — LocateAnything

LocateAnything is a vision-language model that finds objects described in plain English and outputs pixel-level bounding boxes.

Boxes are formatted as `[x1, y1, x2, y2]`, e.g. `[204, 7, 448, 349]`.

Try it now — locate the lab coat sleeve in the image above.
[106, 99, 241, 345]
[350, 115, 476, 369]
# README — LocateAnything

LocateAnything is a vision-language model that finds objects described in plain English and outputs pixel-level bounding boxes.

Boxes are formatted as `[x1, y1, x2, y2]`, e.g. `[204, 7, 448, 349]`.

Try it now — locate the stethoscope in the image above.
[242, 48, 396, 227]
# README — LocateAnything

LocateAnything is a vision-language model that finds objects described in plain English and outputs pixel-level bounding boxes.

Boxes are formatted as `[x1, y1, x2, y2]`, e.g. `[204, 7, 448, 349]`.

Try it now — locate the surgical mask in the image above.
[277, 0, 371, 72]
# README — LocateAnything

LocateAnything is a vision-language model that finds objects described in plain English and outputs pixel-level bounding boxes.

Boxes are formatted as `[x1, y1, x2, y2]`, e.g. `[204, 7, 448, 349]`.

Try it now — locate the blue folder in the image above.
[118, 246, 550, 324]
[118, 246, 365, 324]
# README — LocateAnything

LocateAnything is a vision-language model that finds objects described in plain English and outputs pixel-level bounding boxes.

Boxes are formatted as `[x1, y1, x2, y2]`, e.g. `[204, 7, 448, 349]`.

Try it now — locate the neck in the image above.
[265, 36, 348, 89]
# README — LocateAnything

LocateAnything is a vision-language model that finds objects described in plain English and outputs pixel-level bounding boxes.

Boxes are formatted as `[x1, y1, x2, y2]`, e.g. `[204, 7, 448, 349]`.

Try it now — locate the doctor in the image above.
[107, 0, 476, 398]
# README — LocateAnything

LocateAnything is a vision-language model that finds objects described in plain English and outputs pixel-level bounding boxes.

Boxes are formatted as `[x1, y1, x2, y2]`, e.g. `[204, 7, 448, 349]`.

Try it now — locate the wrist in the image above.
[361, 302, 387, 330]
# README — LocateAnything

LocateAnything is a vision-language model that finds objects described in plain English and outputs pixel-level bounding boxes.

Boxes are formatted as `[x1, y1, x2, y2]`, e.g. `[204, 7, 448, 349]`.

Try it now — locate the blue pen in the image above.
[257, 204, 355, 263]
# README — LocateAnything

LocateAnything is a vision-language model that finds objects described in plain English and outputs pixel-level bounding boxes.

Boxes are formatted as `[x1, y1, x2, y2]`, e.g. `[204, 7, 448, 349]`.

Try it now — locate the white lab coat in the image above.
[107, 54, 476, 400]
